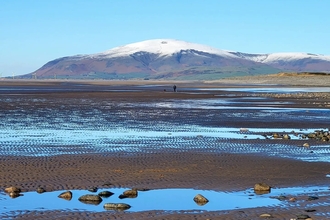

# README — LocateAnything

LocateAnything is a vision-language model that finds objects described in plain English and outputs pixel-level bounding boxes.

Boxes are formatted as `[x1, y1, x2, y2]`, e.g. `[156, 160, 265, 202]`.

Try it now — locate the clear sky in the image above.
[1, 0, 329, 77]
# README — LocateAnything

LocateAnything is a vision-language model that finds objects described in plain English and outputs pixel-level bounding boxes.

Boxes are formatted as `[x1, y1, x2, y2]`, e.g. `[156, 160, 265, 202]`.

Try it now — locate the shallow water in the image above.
[1, 125, 329, 161]
[0, 88, 329, 161]
[1, 186, 329, 214]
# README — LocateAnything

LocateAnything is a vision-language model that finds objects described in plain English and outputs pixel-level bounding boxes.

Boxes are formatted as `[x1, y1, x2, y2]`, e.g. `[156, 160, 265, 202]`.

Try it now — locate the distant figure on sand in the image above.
[173, 85, 177, 92]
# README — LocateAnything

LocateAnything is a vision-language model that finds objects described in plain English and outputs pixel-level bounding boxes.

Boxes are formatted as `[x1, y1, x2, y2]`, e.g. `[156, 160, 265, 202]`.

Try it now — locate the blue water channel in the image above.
[1, 186, 329, 214]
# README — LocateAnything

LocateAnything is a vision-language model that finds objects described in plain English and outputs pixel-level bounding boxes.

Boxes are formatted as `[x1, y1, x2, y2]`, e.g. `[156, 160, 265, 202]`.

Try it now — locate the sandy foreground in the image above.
[0, 75, 330, 219]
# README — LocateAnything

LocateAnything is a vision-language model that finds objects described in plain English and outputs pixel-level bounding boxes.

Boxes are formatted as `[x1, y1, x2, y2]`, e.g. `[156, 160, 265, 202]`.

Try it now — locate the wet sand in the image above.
[0, 76, 330, 219]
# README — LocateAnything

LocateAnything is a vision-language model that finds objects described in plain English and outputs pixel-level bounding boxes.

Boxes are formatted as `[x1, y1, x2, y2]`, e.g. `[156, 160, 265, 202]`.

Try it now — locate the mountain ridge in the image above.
[21, 39, 330, 80]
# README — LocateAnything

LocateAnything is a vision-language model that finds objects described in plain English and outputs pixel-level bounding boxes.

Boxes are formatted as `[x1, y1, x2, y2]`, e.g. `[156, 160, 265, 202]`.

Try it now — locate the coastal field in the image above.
[0, 74, 330, 219]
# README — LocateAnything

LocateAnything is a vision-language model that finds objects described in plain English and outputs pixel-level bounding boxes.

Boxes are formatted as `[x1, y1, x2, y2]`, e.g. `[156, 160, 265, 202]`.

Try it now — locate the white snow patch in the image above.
[233, 52, 330, 64]
[92, 39, 237, 59]
[262, 53, 330, 64]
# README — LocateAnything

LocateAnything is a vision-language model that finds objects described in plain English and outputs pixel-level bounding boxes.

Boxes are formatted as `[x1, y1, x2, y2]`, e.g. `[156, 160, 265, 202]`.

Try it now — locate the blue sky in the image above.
[1, 0, 329, 76]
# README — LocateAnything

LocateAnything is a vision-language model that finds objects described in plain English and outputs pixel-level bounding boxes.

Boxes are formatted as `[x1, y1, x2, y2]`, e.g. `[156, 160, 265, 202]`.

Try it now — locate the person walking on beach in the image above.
[173, 85, 177, 92]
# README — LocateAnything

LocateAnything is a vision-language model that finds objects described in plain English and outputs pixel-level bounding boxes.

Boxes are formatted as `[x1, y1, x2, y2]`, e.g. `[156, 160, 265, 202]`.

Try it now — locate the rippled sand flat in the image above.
[0, 78, 329, 219]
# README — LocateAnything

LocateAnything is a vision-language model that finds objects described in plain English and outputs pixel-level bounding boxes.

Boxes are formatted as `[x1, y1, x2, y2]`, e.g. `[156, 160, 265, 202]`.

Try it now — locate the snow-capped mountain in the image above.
[23, 39, 330, 80]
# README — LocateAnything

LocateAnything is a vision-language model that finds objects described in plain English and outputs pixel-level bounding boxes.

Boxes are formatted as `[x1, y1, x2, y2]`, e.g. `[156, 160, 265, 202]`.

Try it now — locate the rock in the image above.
[272, 133, 280, 138]
[307, 196, 318, 201]
[307, 133, 316, 138]
[9, 192, 22, 198]
[79, 194, 103, 202]
[283, 134, 291, 139]
[193, 194, 209, 206]
[303, 143, 310, 148]
[36, 187, 46, 194]
[305, 209, 316, 212]
[119, 189, 138, 199]
[259, 213, 273, 218]
[123, 189, 138, 196]
[98, 191, 114, 198]
[254, 183, 271, 192]
[5, 186, 21, 194]
[78, 194, 103, 205]
[289, 197, 297, 202]
[58, 191, 72, 200]
[88, 187, 98, 192]
[321, 136, 329, 141]
[104, 203, 131, 211]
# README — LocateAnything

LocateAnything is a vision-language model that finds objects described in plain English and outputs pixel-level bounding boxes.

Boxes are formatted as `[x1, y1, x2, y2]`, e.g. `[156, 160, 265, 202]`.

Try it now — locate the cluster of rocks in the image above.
[254, 183, 316, 220]
[4, 183, 320, 218]
[262, 129, 330, 145]
[303, 130, 330, 142]
[59, 187, 133, 210]
[3, 186, 210, 210]
[5, 186, 46, 198]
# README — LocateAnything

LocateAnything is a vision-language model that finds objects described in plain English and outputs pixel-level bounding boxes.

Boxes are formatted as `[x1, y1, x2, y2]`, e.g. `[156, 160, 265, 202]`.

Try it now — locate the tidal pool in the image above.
[1, 186, 329, 215]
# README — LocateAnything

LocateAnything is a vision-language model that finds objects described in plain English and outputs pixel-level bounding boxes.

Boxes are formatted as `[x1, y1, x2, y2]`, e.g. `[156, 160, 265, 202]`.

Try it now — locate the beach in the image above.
[0, 76, 330, 219]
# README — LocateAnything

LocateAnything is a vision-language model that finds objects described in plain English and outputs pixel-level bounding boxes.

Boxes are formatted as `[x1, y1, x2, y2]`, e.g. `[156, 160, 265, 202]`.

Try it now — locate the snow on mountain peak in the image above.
[231, 51, 330, 64]
[94, 39, 236, 58]
[263, 52, 330, 63]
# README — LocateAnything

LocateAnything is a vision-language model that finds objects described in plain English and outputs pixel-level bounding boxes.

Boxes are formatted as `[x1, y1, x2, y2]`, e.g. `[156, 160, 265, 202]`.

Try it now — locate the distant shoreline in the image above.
[1, 73, 330, 87]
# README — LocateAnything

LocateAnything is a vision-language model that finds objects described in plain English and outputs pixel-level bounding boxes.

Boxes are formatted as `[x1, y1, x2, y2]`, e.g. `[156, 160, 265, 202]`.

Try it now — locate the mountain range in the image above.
[21, 39, 330, 80]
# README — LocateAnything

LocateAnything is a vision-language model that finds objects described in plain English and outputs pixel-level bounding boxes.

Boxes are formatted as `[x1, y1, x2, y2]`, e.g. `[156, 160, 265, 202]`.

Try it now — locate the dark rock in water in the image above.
[36, 187, 46, 194]
[88, 187, 98, 192]
[104, 203, 131, 211]
[5, 186, 21, 194]
[58, 191, 72, 200]
[98, 190, 114, 198]
[123, 189, 138, 196]
[119, 194, 127, 199]
[254, 183, 271, 192]
[119, 189, 138, 199]
[307, 196, 319, 201]
[193, 194, 209, 206]
[79, 194, 103, 201]
[305, 209, 316, 212]
[78, 194, 103, 205]
[9, 192, 22, 198]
